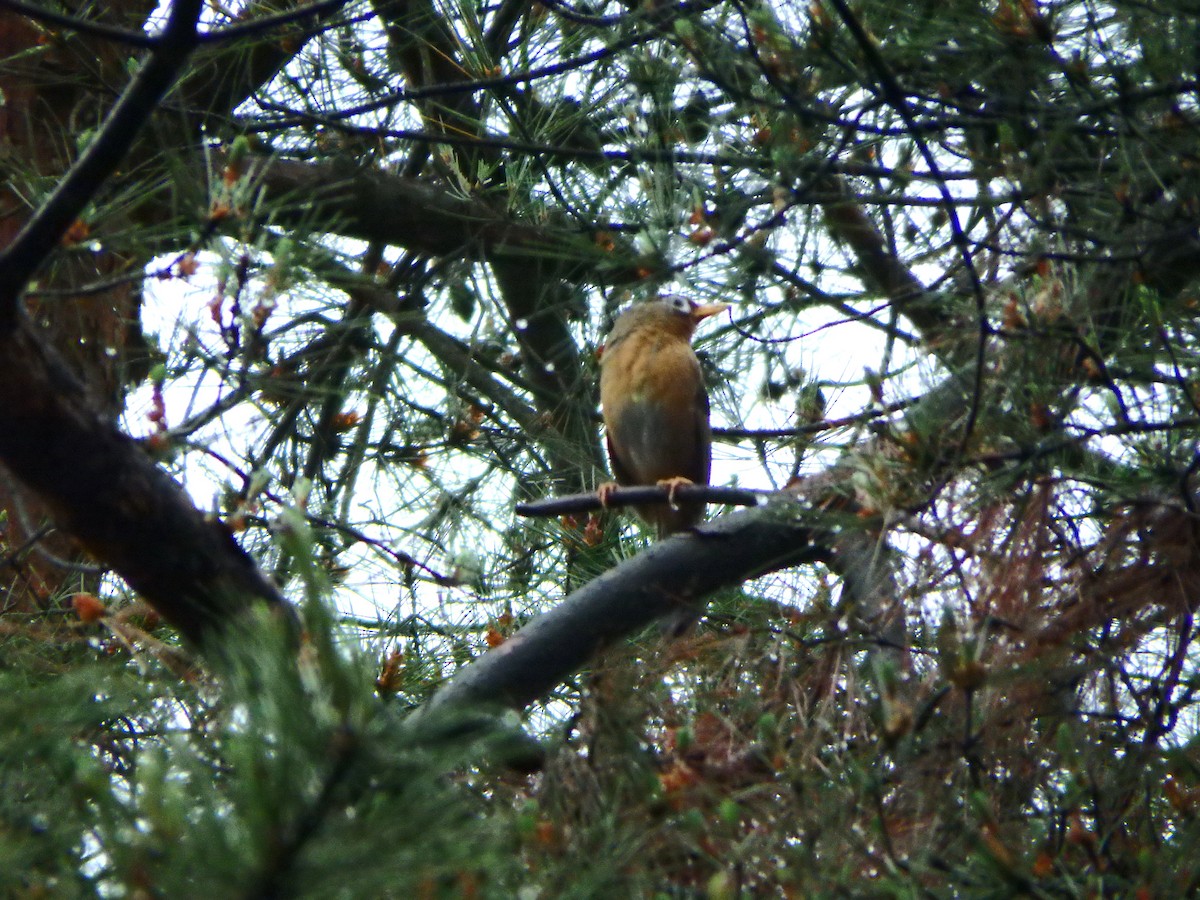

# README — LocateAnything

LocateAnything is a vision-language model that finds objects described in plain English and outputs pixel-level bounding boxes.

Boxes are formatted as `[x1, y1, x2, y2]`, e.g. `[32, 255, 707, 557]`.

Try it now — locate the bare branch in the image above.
[0, 0, 205, 324]
[515, 484, 772, 518]
[249, 155, 641, 282]
[0, 320, 288, 645]
[423, 501, 826, 714]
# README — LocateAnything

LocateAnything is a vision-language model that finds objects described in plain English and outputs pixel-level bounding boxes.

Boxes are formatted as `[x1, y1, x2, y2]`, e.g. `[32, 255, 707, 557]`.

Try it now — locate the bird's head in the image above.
[606, 295, 731, 345]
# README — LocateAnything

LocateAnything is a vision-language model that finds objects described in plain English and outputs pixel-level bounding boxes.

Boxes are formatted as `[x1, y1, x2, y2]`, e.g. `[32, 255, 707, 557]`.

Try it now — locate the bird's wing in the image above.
[605, 428, 638, 486]
[605, 381, 712, 487]
[690, 379, 713, 486]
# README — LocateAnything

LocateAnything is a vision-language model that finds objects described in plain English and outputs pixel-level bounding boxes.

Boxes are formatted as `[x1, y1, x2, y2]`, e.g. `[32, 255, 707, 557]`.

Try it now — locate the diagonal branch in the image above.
[250, 154, 641, 282]
[423, 472, 905, 717]
[0, 321, 287, 645]
[423, 501, 827, 714]
[0, 0, 293, 646]
[0, 0, 205, 325]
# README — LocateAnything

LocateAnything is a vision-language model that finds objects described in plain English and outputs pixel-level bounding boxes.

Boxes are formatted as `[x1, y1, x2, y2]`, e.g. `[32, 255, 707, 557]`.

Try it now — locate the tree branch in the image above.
[514, 484, 772, 518]
[0, 0, 204, 327]
[0, 0, 293, 646]
[0, 320, 288, 645]
[250, 155, 640, 282]
[423, 501, 826, 714]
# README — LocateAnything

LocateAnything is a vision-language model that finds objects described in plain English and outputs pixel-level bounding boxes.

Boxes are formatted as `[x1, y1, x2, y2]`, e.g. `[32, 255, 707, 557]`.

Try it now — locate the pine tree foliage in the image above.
[2, 0, 1200, 894]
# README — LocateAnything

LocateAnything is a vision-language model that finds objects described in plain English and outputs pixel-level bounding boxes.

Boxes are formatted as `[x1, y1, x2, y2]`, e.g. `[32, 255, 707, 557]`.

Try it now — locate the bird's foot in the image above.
[597, 481, 620, 508]
[656, 476, 695, 510]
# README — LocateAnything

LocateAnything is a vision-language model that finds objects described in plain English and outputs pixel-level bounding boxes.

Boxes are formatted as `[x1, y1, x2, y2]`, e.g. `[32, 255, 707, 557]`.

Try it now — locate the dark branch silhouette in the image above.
[514, 484, 772, 518]
[0, 0, 291, 646]
[0, 0, 205, 322]
[424, 502, 825, 714]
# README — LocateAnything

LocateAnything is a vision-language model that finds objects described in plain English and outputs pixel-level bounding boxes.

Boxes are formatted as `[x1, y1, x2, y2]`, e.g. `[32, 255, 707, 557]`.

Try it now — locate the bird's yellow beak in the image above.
[690, 302, 731, 323]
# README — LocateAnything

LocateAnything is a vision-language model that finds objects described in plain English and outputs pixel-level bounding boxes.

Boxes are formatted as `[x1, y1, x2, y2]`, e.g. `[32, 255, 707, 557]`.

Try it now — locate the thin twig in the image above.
[515, 484, 773, 518]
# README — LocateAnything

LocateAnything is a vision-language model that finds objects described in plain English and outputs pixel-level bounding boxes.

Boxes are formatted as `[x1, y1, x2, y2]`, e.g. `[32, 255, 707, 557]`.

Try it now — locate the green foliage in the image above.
[0, 637, 151, 898]
[5, 0, 1200, 894]
[1, 607, 545, 897]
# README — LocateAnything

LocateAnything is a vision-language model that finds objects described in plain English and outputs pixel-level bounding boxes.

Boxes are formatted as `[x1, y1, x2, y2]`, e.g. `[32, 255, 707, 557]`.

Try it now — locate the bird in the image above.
[598, 295, 730, 538]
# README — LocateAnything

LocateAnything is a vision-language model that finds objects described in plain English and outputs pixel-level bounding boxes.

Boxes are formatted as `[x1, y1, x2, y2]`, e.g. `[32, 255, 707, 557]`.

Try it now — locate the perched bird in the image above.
[599, 296, 730, 537]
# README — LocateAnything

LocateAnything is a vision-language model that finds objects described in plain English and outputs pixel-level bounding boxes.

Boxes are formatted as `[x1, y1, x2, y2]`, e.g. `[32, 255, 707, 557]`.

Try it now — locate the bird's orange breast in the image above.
[600, 329, 709, 487]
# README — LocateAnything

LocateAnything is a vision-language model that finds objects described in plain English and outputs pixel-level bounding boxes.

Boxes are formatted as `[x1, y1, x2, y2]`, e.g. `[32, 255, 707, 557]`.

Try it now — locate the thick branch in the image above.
[0, 317, 287, 645]
[177, 0, 349, 128]
[251, 155, 641, 283]
[0, 0, 204, 324]
[423, 501, 825, 714]
[815, 176, 947, 341]
[0, 0, 291, 646]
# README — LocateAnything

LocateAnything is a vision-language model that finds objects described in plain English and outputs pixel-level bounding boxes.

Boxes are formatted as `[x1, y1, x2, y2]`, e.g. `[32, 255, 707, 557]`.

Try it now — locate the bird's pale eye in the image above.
[667, 296, 692, 315]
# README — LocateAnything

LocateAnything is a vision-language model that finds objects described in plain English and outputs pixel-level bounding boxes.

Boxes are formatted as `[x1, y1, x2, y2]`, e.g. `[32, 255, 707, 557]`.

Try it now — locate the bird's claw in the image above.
[657, 476, 695, 510]
[597, 481, 619, 508]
